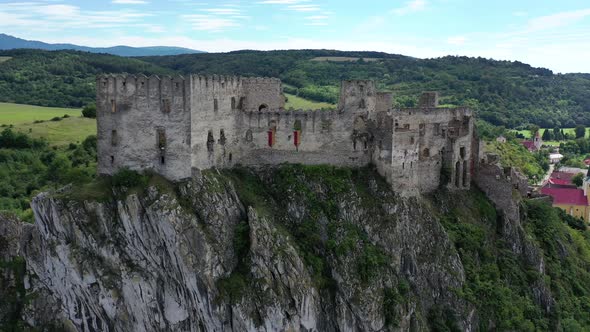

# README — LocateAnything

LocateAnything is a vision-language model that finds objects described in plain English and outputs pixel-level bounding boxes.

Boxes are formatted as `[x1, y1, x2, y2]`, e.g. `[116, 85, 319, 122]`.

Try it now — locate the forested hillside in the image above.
[0, 49, 173, 107]
[1, 48, 590, 127]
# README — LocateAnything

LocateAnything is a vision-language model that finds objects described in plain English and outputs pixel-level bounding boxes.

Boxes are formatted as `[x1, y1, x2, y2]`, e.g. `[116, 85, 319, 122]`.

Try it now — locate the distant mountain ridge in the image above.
[0, 34, 204, 57]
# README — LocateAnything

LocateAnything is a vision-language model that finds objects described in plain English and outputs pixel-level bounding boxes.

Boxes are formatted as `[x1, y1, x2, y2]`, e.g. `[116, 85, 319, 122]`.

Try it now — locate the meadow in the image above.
[284, 93, 336, 110]
[513, 128, 590, 139]
[0, 102, 96, 145]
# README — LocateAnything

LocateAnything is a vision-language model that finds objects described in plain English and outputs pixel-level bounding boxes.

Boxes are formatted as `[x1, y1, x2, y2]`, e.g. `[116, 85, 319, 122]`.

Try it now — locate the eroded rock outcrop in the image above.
[0, 166, 566, 331]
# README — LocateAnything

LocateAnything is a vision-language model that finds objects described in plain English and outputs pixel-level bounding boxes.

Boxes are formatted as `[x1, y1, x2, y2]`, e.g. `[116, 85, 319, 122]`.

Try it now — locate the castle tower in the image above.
[337, 80, 377, 113]
[533, 130, 542, 150]
[189, 75, 243, 171]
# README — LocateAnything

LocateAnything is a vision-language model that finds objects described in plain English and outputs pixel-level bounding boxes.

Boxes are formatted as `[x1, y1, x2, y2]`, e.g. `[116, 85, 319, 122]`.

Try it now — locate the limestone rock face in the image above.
[2, 168, 545, 331]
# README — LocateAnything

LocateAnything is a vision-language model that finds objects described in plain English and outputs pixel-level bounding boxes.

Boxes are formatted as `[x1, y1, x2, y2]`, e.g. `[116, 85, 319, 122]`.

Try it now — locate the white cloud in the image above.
[287, 4, 320, 12]
[447, 36, 467, 45]
[257, 0, 309, 4]
[202, 8, 241, 15]
[526, 8, 590, 32]
[112, 0, 148, 4]
[183, 14, 240, 32]
[0, 2, 151, 29]
[392, 0, 427, 15]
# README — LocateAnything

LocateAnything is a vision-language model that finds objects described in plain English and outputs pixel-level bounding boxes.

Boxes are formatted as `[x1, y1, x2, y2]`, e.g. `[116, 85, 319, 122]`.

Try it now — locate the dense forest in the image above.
[1, 48, 590, 128]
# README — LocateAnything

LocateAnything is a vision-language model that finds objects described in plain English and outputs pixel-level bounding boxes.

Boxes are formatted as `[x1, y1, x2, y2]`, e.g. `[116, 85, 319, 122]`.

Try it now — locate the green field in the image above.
[0, 102, 83, 125]
[284, 93, 336, 110]
[513, 128, 590, 139]
[0, 103, 96, 146]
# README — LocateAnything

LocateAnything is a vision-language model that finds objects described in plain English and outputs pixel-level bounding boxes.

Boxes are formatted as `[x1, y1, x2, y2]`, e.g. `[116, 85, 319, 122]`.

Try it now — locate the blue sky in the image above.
[1, 0, 590, 72]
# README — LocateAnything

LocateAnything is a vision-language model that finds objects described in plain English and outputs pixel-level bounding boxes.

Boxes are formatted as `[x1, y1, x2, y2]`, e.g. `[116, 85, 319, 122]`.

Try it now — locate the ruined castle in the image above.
[96, 74, 476, 195]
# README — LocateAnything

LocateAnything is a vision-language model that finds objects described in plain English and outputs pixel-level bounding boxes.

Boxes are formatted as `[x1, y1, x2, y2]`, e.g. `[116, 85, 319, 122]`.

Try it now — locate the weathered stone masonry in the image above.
[97, 74, 476, 195]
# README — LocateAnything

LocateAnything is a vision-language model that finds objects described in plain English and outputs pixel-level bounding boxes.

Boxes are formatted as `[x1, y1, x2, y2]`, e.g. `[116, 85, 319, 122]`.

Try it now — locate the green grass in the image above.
[0, 102, 83, 126]
[284, 93, 336, 110]
[0, 103, 96, 146]
[14, 117, 96, 146]
[0, 56, 12, 63]
[513, 128, 590, 139]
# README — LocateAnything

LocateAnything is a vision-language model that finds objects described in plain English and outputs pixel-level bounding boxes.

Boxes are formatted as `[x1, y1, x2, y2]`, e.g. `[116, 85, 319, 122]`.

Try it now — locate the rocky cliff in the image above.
[1, 165, 589, 331]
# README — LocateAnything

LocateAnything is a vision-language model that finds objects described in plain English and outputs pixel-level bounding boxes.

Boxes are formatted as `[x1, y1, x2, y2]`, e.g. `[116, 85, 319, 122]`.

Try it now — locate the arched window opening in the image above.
[219, 129, 226, 145]
[259, 104, 268, 112]
[423, 148, 430, 157]
[111, 99, 116, 113]
[161, 156, 165, 164]
[231, 97, 236, 110]
[229, 153, 233, 162]
[364, 140, 368, 150]
[245, 129, 253, 142]
[207, 131, 215, 152]
[359, 98, 366, 109]
[410, 137, 415, 145]
[110, 156, 114, 164]
[214, 99, 219, 112]
[353, 139, 357, 151]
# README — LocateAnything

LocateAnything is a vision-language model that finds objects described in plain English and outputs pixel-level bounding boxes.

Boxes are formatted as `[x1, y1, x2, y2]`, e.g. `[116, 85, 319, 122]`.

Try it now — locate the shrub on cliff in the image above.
[111, 168, 147, 189]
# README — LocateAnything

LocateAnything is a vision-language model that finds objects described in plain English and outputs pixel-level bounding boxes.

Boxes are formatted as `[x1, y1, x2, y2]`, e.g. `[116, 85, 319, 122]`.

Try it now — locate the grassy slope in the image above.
[0, 102, 82, 125]
[284, 93, 336, 110]
[0, 103, 96, 146]
[14, 117, 96, 146]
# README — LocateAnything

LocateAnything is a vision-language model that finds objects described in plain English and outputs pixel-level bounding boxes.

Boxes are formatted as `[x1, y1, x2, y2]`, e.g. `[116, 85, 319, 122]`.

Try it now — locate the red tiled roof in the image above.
[550, 171, 575, 183]
[522, 141, 537, 151]
[549, 178, 573, 186]
[541, 187, 589, 206]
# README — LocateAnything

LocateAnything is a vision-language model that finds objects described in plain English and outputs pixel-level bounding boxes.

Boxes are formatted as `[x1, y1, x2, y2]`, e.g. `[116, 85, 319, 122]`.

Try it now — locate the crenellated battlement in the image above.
[96, 73, 477, 197]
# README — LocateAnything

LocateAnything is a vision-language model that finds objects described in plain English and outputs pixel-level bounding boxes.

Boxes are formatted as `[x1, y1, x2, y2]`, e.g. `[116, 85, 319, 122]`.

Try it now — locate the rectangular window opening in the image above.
[111, 130, 118, 146]
[214, 99, 219, 112]
[162, 99, 171, 113]
[111, 100, 116, 113]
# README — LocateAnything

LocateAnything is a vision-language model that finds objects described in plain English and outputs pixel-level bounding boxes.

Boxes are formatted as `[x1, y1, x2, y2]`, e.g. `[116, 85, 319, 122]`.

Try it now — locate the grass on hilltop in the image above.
[284, 93, 336, 110]
[0, 56, 12, 63]
[0, 102, 96, 146]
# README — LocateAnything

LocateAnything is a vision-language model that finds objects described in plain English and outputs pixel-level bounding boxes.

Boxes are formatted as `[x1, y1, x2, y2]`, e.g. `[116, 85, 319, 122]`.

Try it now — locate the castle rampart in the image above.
[96, 75, 477, 195]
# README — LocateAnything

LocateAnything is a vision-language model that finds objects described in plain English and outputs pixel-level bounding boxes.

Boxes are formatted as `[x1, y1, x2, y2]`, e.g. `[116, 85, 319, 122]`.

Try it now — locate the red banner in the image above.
[268, 130, 274, 147]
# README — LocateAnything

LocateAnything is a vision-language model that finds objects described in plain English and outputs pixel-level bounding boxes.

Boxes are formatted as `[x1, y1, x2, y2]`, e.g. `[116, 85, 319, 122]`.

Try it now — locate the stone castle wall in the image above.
[96, 74, 477, 195]
[96, 74, 191, 180]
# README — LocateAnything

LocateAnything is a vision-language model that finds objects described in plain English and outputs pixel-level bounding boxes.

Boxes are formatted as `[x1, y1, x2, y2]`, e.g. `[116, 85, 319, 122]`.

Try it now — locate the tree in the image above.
[82, 104, 97, 118]
[553, 127, 563, 141]
[529, 125, 540, 137]
[572, 173, 585, 187]
[542, 129, 552, 141]
[576, 125, 586, 139]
